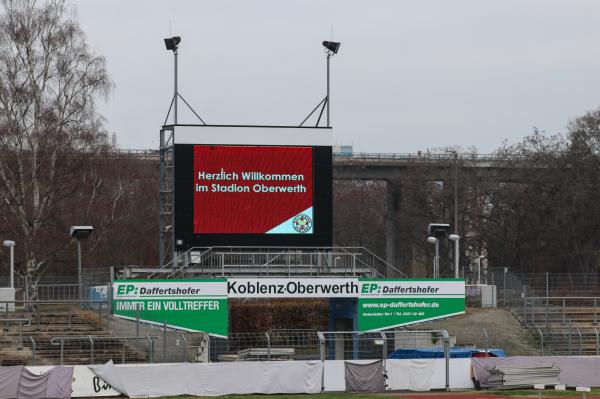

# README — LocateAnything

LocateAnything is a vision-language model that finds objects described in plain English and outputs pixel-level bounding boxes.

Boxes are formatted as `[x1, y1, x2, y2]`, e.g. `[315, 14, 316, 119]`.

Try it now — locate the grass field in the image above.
[155, 390, 600, 399]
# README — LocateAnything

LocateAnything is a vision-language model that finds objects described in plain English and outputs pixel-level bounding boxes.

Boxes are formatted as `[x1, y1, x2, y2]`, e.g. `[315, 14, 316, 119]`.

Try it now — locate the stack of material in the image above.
[487, 364, 560, 389]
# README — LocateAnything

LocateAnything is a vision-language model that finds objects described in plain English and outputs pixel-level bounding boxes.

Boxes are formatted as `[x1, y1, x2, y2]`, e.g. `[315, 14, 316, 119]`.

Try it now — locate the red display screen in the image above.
[193, 145, 314, 234]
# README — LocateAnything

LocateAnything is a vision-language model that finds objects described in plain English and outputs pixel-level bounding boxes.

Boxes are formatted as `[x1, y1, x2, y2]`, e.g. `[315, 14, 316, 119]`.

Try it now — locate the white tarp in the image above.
[322, 359, 474, 392]
[90, 360, 322, 398]
[387, 359, 436, 391]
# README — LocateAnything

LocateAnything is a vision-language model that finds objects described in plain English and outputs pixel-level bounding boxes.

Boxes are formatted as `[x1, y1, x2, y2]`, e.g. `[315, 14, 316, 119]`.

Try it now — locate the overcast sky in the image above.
[71, 0, 600, 153]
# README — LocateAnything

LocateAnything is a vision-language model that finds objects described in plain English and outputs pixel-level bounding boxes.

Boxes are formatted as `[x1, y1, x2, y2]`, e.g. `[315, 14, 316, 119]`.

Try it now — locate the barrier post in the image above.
[594, 327, 599, 356]
[562, 298, 566, 325]
[18, 321, 23, 350]
[568, 319, 572, 355]
[380, 331, 387, 361]
[163, 320, 167, 362]
[442, 331, 450, 391]
[136, 303, 140, 352]
[482, 328, 489, 352]
[594, 298, 597, 326]
[89, 336, 95, 364]
[265, 332, 271, 361]
[147, 334, 154, 363]
[537, 328, 544, 356]
[29, 337, 36, 366]
[317, 331, 326, 392]
[503, 268, 507, 306]
[577, 328, 582, 356]
[60, 340, 64, 365]
[181, 334, 188, 362]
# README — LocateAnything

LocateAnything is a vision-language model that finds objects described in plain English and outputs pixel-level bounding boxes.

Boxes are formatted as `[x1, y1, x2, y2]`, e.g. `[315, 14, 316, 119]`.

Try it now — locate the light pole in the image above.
[70, 226, 94, 307]
[300, 41, 341, 127]
[164, 36, 181, 124]
[448, 234, 460, 278]
[427, 223, 450, 278]
[427, 236, 439, 278]
[2, 240, 15, 288]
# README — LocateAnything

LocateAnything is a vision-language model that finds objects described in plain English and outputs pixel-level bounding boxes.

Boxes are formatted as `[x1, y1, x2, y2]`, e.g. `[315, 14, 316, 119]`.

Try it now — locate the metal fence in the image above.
[470, 268, 600, 307]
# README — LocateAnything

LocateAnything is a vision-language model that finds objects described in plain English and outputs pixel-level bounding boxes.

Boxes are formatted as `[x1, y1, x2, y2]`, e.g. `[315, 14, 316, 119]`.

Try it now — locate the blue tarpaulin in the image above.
[388, 348, 505, 359]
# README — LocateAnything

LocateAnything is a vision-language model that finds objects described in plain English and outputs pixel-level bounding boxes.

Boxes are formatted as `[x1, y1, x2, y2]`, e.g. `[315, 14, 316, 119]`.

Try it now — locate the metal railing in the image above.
[514, 296, 600, 356]
[50, 335, 158, 365]
[144, 246, 406, 280]
[115, 148, 517, 166]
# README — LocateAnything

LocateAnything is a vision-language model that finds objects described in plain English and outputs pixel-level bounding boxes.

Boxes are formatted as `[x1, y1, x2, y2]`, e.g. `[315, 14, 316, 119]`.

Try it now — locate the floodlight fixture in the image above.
[164, 36, 181, 52]
[322, 41, 341, 55]
[70, 226, 94, 240]
[426, 236, 437, 244]
[427, 223, 451, 238]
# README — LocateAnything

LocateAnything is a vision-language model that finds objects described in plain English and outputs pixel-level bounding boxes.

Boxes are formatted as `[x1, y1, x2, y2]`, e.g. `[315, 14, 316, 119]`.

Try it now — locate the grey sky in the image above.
[72, 0, 600, 153]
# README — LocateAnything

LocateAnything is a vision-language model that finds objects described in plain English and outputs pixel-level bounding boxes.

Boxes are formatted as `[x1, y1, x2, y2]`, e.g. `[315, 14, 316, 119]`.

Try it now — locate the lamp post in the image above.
[2, 240, 15, 288]
[426, 223, 450, 278]
[448, 234, 460, 279]
[427, 236, 439, 278]
[70, 226, 94, 307]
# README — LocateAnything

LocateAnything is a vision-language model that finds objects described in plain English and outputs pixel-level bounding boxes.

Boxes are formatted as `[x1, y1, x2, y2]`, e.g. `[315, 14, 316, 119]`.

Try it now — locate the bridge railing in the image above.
[114, 148, 517, 164]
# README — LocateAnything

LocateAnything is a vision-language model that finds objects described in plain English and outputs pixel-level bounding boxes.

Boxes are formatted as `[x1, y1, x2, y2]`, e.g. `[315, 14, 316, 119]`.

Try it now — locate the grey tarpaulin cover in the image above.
[90, 360, 322, 398]
[387, 359, 436, 391]
[0, 366, 73, 399]
[344, 360, 386, 392]
[472, 356, 600, 388]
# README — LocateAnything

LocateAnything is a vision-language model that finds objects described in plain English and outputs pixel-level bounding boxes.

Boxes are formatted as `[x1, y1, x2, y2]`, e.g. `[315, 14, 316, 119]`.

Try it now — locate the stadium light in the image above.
[70, 226, 94, 307]
[448, 234, 460, 279]
[164, 36, 181, 52]
[322, 41, 341, 55]
[2, 240, 15, 289]
[323, 41, 341, 127]
[164, 36, 181, 124]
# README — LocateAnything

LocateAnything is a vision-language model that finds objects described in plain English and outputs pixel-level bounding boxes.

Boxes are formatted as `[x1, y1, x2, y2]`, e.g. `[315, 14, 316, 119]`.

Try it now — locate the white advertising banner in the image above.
[227, 278, 359, 298]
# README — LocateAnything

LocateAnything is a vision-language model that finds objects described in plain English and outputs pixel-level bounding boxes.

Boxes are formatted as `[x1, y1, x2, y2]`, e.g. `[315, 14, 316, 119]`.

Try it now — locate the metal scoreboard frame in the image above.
[159, 124, 333, 266]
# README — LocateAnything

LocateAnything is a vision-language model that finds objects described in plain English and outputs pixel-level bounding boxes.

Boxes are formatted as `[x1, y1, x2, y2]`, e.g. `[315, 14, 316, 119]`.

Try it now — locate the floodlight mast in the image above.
[164, 36, 181, 124]
[322, 41, 340, 127]
[299, 41, 341, 127]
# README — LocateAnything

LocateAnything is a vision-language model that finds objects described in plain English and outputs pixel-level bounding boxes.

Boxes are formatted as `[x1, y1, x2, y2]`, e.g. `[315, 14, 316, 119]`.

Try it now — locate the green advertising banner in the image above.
[357, 278, 465, 331]
[112, 278, 465, 336]
[112, 279, 228, 337]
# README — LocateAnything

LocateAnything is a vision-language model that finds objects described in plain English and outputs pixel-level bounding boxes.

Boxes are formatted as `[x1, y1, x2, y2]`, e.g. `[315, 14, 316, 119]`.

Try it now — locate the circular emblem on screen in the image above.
[293, 214, 313, 233]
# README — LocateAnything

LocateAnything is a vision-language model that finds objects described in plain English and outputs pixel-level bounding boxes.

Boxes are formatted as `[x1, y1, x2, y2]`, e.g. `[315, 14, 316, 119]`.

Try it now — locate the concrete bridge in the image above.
[333, 152, 539, 275]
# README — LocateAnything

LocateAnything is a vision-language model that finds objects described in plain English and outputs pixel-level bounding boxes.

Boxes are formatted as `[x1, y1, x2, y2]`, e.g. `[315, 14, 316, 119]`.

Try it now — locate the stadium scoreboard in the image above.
[173, 125, 332, 249]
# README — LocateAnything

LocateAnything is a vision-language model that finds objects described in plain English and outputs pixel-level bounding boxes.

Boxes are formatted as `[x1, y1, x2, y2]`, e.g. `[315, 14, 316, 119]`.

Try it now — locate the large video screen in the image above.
[194, 145, 313, 234]
[174, 142, 332, 248]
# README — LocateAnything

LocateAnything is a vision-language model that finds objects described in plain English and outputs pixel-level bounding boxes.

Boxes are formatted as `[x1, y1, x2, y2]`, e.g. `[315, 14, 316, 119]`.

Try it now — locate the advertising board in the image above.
[113, 278, 464, 336]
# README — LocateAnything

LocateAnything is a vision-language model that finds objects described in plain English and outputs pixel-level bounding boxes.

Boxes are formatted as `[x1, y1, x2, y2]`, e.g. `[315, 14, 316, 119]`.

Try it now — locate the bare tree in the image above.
[0, 0, 112, 294]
